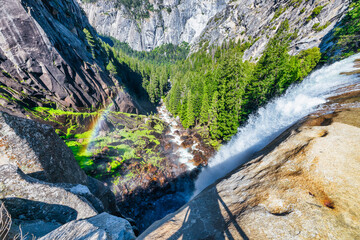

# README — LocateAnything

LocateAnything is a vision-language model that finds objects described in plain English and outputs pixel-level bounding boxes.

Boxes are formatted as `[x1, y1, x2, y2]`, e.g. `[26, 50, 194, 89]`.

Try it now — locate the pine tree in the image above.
[106, 61, 118, 76]
[180, 91, 188, 128]
[186, 91, 195, 127]
[83, 28, 97, 58]
[199, 85, 209, 125]
[208, 91, 219, 139]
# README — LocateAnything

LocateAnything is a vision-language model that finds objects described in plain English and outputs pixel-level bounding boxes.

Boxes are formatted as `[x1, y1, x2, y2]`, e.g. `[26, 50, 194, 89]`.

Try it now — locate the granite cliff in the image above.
[78, 0, 229, 51]
[79, 0, 349, 60]
[0, 0, 151, 118]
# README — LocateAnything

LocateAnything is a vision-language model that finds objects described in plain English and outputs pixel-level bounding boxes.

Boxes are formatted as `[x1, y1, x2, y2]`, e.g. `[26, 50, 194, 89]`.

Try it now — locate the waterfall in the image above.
[193, 53, 360, 196]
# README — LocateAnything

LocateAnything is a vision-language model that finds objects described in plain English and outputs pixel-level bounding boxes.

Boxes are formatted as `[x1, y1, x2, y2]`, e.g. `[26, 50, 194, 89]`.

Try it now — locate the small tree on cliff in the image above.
[83, 28, 97, 58]
[106, 61, 118, 76]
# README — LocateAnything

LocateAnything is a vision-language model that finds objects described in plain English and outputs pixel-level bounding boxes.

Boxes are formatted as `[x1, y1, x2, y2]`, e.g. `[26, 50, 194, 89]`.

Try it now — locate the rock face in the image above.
[0, 164, 101, 238]
[39, 212, 135, 240]
[0, 164, 99, 222]
[139, 91, 360, 239]
[193, 0, 350, 60]
[0, 0, 140, 116]
[78, 0, 229, 51]
[0, 164, 136, 239]
[0, 111, 87, 184]
[0, 112, 123, 217]
[79, 0, 349, 60]
[0, 112, 135, 238]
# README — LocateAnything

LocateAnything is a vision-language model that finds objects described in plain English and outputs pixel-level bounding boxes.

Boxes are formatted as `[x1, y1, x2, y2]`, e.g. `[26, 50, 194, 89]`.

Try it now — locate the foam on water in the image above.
[193, 53, 360, 196]
[157, 103, 196, 170]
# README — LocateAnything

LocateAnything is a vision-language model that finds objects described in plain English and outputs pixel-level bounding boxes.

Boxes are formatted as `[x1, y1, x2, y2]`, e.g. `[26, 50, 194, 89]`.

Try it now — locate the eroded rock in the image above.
[39, 212, 135, 240]
[0, 111, 87, 185]
[0, 164, 98, 222]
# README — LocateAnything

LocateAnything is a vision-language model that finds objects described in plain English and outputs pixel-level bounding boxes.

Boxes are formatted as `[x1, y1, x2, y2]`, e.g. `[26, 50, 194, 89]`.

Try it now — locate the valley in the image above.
[0, 0, 359, 239]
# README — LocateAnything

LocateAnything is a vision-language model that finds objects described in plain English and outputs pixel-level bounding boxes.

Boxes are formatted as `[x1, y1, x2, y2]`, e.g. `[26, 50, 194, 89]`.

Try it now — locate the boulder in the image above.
[0, 164, 105, 238]
[39, 212, 135, 240]
[0, 111, 87, 185]
[139, 105, 360, 239]
[0, 112, 122, 216]
[0, 164, 99, 222]
[87, 176, 124, 218]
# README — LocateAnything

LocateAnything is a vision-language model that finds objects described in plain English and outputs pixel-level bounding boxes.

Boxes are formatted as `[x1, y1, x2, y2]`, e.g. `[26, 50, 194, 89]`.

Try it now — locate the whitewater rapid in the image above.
[157, 102, 196, 170]
[194, 53, 360, 196]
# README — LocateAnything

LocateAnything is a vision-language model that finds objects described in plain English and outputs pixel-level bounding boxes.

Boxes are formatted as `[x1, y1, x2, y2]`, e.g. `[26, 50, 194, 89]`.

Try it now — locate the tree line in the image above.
[84, 20, 321, 142]
[165, 20, 321, 141]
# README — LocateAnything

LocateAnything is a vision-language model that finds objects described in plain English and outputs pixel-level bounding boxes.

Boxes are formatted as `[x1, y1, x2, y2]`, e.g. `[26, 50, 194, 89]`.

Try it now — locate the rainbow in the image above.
[80, 102, 115, 156]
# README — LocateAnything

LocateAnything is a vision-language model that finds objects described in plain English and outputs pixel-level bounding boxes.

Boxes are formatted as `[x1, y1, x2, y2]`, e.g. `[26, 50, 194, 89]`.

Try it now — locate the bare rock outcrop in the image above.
[193, 0, 350, 60]
[0, 164, 102, 238]
[0, 111, 134, 238]
[0, 164, 136, 239]
[0, 111, 123, 217]
[139, 93, 360, 239]
[0, 164, 99, 222]
[39, 212, 135, 240]
[0, 111, 87, 184]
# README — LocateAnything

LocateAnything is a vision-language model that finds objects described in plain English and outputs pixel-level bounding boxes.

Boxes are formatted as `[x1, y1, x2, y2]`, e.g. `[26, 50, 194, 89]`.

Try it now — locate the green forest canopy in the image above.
[84, 0, 360, 143]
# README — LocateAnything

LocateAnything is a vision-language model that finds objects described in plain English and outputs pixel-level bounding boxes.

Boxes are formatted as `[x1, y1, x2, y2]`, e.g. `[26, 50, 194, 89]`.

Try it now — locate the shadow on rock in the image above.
[1, 198, 78, 224]
[139, 188, 249, 240]
[165, 189, 248, 240]
[117, 169, 200, 233]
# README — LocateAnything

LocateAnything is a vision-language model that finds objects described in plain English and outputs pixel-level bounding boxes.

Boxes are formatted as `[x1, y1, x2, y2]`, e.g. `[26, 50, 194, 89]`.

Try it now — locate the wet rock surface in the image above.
[109, 103, 215, 232]
[139, 85, 360, 239]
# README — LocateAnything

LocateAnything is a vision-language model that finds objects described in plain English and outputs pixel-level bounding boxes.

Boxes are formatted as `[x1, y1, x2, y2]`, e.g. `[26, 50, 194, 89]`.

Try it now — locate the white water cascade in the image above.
[194, 53, 360, 196]
[157, 101, 196, 170]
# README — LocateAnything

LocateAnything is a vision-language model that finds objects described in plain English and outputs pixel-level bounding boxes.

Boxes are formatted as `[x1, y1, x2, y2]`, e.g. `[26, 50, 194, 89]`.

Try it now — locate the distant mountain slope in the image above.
[78, 0, 349, 58]
[0, 0, 149, 117]
[194, 0, 350, 60]
[78, 0, 229, 51]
